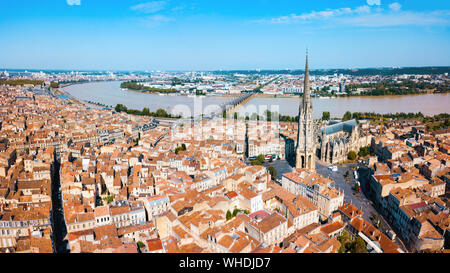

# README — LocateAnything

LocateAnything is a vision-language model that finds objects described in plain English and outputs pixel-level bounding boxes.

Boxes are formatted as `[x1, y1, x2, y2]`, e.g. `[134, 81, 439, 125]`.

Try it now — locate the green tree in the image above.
[142, 107, 150, 116]
[226, 210, 232, 220]
[232, 208, 240, 217]
[358, 146, 370, 157]
[268, 166, 277, 181]
[155, 108, 168, 118]
[251, 160, 262, 166]
[343, 111, 352, 121]
[103, 195, 114, 204]
[115, 104, 127, 113]
[348, 150, 357, 161]
[338, 230, 351, 245]
[322, 111, 330, 121]
[251, 154, 266, 165]
[351, 237, 368, 253]
[256, 154, 265, 163]
[175, 143, 187, 154]
[137, 241, 145, 249]
[338, 244, 346, 253]
[337, 230, 352, 253]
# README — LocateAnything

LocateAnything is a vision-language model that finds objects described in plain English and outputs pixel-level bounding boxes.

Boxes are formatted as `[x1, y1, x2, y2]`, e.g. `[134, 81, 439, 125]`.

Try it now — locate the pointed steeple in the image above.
[303, 49, 310, 104]
[296, 49, 315, 171]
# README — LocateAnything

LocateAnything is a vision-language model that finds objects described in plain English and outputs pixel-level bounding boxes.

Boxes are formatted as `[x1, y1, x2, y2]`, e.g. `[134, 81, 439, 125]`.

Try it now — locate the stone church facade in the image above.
[317, 119, 372, 165]
[294, 52, 372, 168]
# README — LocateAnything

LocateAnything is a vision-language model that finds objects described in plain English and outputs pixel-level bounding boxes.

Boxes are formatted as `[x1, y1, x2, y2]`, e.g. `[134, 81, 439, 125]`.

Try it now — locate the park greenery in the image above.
[227, 108, 448, 134]
[175, 143, 187, 154]
[346, 146, 371, 163]
[226, 208, 250, 220]
[255, 109, 449, 133]
[114, 104, 181, 119]
[346, 79, 449, 96]
[251, 154, 266, 166]
[350, 111, 425, 120]
[351, 112, 450, 132]
[342, 111, 352, 121]
[103, 195, 114, 204]
[338, 230, 368, 253]
[422, 115, 450, 132]
[228, 110, 299, 122]
[358, 146, 370, 157]
[121, 81, 178, 93]
[322, 111, 330, 121]
[0, 79, 44, 86]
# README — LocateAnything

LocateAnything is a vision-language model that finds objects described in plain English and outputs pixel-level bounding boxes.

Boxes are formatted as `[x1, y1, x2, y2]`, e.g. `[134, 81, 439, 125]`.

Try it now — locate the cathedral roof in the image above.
[322, 119, 357, 135]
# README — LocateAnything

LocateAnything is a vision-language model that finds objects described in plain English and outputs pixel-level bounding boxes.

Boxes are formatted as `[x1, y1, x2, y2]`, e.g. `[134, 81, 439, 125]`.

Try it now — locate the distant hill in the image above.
[214, 66, 450, 76]
[2, 66, 450, 76]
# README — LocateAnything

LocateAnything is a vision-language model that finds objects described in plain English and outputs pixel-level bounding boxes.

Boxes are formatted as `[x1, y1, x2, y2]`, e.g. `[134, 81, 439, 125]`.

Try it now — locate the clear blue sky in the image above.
[0, 0, 449, 71]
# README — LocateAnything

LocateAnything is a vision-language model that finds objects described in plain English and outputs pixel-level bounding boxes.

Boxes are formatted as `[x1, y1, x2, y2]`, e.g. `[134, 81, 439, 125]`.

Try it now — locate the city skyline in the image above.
[0, 0, 449, 258]
[1, 0, 450, 71]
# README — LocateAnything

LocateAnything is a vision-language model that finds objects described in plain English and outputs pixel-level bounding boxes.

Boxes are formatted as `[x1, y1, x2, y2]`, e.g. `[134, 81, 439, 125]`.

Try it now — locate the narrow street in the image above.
[51, 159, 69, 253]
[316, 162, 380, 223]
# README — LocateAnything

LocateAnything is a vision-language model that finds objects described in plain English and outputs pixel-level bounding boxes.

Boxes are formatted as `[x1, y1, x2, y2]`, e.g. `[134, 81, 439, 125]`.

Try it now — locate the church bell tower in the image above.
[296, 50, 315, 171]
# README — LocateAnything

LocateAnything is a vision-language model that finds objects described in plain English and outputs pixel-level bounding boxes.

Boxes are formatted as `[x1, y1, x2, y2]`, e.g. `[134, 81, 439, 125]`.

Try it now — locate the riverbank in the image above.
[253, 92, 448, 99]
[55, 86, 106, 110]
[63, 81, 450, 119]
[63, 80, 446, 99]
[120, 87, 241, 98]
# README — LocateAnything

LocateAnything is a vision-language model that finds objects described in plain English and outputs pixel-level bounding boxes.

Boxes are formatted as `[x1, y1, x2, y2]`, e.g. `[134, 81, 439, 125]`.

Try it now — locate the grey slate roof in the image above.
[322, 119, 357, 135]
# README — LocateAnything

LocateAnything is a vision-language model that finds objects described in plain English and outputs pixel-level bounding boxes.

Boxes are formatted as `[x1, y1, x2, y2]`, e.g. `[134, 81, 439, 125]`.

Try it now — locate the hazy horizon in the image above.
[2, 65, 450, 73]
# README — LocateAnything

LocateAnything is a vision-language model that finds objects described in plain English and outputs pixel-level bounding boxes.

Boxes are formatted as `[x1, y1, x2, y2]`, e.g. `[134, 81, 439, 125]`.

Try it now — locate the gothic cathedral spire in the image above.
[296, 50, 315, 171]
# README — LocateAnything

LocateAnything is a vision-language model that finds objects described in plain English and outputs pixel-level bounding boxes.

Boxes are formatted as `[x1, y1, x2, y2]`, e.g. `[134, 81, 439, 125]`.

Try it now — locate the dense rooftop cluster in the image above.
[0, 83, 448, 253]
[366, 120, 450, 252]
